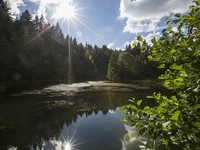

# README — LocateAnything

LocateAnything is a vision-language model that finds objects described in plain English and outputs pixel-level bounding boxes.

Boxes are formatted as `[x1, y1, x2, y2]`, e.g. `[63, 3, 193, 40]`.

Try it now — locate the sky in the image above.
[5, 0, 193, 50]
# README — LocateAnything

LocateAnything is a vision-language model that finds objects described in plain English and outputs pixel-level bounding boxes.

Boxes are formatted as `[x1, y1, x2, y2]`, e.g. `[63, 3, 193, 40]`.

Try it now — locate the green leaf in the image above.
[174, 13, 181, 18]
[193, 104, 200, 110]
[132, 41, 137, 47]
[137, 35, 143, 42]
[196, 0, 200, 5]
[170, 110, 181, 122]
[151, 38, 156, 44]
[146, 95, 153, 99]
[177, 23, 184, 31]
[189, 5, 194, 10]
[141, 43, 148, 49]
[162, 121, 171, 129]
[163, 81, 171, 88]
[193, 122, 200, 128]
[158, 64, 165, 69]
[160, 101, 168, 107]
[169, 49, 176, 54]
[129, 99, 135, 103]
[144, 106, 150, 111]
[170, 96, 177, 102]
[130, 105, 137, 110]
[147, 55, 153, 60]
[157, 106, 165, 112]
[137, 100, 142, 106]
[170, 63, 183, 70]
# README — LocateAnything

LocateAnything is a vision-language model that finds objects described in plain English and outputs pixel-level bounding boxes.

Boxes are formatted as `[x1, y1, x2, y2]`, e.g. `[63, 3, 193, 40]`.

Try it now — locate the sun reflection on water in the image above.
[48, 139, 76, 150]
[64, 142, 72, 150]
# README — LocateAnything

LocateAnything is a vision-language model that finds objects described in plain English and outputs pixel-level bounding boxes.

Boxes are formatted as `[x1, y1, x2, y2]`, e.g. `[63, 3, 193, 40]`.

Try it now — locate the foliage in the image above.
[107, 52, 120, 81]
[107, 42, 160, 82]
[122, 1, 200, 149]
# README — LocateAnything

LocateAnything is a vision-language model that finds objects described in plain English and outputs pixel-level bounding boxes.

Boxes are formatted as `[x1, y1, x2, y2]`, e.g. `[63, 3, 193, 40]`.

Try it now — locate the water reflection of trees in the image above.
[0, 88, 157, 149]
[0, 95, 122, 149]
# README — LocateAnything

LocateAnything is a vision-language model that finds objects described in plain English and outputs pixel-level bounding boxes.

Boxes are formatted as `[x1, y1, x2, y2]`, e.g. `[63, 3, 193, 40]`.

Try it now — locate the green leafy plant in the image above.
[122, 0, 200, 149]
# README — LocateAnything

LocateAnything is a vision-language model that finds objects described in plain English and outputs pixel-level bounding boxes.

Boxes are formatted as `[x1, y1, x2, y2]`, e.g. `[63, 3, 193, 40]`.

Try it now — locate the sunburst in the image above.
[52, 0, 78, 21]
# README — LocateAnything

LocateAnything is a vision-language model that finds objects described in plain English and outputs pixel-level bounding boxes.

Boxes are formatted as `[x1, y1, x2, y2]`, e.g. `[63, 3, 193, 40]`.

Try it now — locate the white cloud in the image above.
[119, 0, 193, 33]
[5, 0, 24, 15]
[123, 19, 159, 33]
[5, 0, 77, 22]
[116, 47, 121, 51]
[123, 41, 130, 47]
[130, 31, 162, 46]
[31, 0, 77, 22]
[114, 41, 130, 51]
[143, 32, 162, 46]
[107, 42, 115, 49]
[107, 42, 130, 51]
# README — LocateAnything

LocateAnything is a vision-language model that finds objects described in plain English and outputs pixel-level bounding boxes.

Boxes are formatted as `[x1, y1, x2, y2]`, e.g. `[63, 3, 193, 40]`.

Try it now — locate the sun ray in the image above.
[73, 17, 101, 38]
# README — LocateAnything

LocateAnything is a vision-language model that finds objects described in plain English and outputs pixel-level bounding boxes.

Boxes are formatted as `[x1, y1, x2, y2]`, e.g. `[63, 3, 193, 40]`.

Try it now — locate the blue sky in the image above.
[6, 0, 192, 49]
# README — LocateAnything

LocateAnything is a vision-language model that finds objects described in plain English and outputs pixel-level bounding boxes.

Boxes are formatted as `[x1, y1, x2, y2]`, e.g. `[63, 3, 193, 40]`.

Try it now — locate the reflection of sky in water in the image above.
[42, 108, 137, 150]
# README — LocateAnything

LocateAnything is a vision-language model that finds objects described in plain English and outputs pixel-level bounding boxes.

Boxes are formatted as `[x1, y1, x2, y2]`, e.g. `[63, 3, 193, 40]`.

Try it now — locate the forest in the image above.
[0, 0, 159, 93]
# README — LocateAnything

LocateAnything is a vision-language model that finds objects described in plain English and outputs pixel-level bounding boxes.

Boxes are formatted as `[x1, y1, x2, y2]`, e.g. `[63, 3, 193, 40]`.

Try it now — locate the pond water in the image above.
[0, 81, 159, 150]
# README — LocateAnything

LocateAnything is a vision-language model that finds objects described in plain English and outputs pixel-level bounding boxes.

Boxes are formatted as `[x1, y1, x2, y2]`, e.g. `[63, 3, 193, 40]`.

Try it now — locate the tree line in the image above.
[0, 0, 159, 93]
[107, 42, 160, 82]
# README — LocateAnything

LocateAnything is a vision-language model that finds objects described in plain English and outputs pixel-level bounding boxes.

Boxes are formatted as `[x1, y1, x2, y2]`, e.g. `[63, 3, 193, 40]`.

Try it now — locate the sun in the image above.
[52, 1, 77, 20]
[58, 3, 75, 19]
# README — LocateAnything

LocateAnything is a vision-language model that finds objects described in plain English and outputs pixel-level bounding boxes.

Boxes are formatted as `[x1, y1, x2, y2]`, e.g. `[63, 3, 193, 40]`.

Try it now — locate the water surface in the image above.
[0, 81, 158, 150]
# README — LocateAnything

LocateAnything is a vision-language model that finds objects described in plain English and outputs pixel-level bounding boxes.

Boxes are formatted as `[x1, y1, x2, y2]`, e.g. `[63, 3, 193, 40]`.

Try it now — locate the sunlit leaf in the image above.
[162, 121, 171, 128]
[137, 100, 142, 106]
[196, 0, 200, 5]
[141, 43, 148, 49]
[170, 63, 183, 70]
[158, 64, 165, 69]
[169, 49, 176, 54]
[147, 55, 153, 60]
[146, 95, 153, 99]
[170, 110, 181, 122]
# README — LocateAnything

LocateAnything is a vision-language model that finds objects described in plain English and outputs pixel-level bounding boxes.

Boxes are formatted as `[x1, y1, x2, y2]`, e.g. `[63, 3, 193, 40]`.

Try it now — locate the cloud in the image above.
[114, 41, 130, 51]
[31, 0, 76, 21]
[5, 0, 76, 22]
[119, 0, 193, 33]
[123, 41, 130, 47]
[5, 0, 24, 15]
[107, 42, 130, 50]
[129, 31, 162, 46]
[123, 19, 159, 33]
[143, 32, 162, 46]
[107, 42, 115, 49]
[116, 47, 121, 51]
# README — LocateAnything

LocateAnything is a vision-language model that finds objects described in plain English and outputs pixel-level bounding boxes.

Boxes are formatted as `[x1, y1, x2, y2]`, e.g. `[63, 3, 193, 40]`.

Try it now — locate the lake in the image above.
[0, 81, 159, 150]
